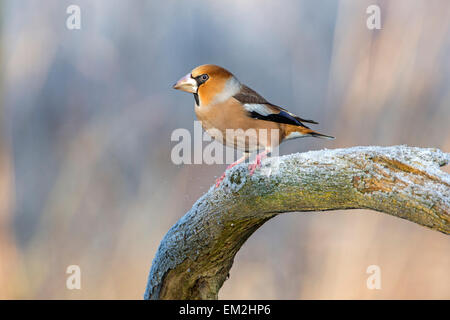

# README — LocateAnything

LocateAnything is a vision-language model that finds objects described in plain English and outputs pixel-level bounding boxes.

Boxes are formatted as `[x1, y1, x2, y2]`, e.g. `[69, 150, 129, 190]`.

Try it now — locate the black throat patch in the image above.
[193, 93, 199, 105]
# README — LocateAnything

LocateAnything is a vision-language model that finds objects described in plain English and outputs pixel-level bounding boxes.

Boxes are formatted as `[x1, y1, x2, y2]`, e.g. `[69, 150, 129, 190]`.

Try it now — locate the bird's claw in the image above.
[215, 172, 227, 188]
[248, 157, 262, 175]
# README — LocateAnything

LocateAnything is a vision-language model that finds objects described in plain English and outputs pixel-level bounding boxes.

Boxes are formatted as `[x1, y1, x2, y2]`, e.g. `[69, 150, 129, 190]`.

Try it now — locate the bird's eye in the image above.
[195, 74, 209, 86]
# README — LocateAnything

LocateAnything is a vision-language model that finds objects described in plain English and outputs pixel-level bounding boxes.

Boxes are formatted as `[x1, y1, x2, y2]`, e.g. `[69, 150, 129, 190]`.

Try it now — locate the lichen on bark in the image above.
[144, 145, 449, 300]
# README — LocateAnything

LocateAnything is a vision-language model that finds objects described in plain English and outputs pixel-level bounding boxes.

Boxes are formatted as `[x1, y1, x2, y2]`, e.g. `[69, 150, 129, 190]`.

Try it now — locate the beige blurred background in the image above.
[0, 0, 449, 299]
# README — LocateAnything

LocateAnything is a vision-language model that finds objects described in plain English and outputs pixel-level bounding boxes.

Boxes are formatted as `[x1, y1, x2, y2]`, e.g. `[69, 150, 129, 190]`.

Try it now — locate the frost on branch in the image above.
[145, 145, 449, 300]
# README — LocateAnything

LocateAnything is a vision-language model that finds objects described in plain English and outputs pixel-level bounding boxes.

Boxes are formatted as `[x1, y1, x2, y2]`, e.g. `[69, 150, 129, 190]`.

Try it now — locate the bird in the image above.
[173, 64, 334, 187]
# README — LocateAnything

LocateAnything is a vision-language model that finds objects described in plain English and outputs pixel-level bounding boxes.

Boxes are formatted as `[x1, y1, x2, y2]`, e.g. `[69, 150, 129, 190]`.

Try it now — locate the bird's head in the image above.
[173, 64, 241, 106]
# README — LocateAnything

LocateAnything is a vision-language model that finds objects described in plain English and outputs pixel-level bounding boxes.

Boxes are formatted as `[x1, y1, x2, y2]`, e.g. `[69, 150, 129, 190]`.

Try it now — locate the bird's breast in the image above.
[194, 99, 283, 151]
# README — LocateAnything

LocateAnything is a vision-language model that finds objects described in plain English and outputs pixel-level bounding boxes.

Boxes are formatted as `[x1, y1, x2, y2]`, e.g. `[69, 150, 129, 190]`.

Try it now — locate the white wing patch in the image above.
[243, 103, 274, 116]
[285, 131, 308, 140]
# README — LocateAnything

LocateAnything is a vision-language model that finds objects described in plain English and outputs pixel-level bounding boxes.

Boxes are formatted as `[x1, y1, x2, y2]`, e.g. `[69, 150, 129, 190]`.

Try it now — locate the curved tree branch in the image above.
[144, 145, 449, 300]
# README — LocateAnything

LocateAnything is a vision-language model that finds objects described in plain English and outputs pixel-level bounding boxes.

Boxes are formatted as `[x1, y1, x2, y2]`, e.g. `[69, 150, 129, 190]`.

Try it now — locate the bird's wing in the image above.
[233, 85, 318, 128]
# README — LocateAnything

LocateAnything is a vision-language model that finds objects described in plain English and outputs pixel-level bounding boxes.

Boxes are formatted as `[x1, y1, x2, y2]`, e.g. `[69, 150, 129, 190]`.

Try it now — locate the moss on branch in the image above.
[144, 145, 449, 300]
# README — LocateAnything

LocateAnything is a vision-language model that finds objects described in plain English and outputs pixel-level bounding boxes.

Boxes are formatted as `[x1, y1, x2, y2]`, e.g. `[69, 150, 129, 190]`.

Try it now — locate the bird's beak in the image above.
[173, 73, 198, 93]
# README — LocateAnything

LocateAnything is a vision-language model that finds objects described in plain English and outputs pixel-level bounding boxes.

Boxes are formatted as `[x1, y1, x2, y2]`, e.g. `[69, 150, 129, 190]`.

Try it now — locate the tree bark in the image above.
[144, 145, 449, 300]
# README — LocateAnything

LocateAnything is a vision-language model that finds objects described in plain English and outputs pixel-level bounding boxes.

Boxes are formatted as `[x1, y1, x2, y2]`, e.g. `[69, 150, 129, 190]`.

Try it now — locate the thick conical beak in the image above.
[173, 73, 198, 93]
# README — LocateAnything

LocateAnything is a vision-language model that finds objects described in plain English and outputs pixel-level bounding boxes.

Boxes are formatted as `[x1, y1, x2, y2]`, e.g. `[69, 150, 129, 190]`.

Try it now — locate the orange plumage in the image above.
[173, 64, 334, 186]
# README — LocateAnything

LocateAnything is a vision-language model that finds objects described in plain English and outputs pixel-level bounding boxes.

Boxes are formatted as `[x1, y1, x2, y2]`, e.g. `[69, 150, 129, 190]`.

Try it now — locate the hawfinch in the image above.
[173, 64, 334, 187]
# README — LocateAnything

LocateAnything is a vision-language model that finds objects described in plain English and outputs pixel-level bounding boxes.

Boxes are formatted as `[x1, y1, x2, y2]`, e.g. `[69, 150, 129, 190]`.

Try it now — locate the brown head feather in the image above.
[191, 65, 236, 106]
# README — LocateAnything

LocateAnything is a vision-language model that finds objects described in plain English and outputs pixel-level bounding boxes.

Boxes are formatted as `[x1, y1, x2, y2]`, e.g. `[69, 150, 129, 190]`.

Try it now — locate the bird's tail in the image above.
[308, 130, 335, 140]
[284, 127, 335, 140]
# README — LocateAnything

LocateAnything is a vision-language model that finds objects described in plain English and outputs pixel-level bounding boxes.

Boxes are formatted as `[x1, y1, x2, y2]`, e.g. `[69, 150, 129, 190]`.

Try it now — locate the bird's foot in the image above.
[248, 157, 262, 175]
[248, 151, 269, 176]
[215, 172, 227, 188]
[215, 161, 243, 188]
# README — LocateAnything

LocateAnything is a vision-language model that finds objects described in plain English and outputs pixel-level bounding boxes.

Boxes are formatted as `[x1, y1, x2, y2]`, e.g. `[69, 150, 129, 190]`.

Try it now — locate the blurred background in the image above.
[0, 0, 449, 299]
